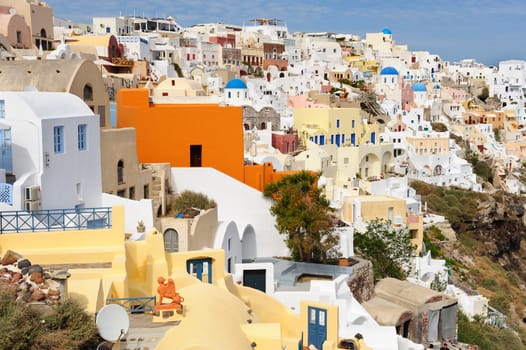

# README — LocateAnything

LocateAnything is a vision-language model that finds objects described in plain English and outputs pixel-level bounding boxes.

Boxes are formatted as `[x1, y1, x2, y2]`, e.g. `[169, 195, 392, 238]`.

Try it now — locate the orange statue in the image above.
[156, 276, 184, 312]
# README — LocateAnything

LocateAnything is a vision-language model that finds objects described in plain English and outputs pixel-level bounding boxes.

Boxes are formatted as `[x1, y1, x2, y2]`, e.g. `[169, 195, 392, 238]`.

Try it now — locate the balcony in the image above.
[0, 207, 112, 233]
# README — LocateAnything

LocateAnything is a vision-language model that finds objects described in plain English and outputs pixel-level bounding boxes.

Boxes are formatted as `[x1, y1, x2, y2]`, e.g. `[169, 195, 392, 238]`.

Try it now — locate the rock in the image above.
[28, 290, 46, 302]
[47, 288, 60, 296]
[0, 250, 22, 265]
[11, 272, 22, 283]
[30, 271, 44, 284]
[17, 259, 31, 270]
[27, 265, 43, 276]
[50, 270, 71, 280]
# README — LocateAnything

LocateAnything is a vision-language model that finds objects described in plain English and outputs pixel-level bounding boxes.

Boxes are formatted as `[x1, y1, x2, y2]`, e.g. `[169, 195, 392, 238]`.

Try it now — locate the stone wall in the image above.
[346, 257, 374, 303]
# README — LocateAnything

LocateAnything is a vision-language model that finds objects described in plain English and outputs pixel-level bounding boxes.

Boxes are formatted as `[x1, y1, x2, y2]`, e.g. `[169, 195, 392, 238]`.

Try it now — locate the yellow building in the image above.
[341, 195, 423, 252]
[294, 107, 380, 147]
[335, 142, 393, 185]
[405, 134, 449, 156]
[0, 206, 348, 350]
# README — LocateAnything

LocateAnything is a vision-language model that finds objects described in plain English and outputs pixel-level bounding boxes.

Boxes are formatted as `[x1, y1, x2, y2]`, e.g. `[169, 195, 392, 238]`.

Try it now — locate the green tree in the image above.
[263, 171, 339, 263]
[354, 218, 416, 280]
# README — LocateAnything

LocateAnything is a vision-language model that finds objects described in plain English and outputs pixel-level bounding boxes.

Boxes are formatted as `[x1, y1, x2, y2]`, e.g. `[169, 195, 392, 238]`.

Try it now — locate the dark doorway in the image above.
[243, 269, 266, 292]
[190, 145, 202, 167]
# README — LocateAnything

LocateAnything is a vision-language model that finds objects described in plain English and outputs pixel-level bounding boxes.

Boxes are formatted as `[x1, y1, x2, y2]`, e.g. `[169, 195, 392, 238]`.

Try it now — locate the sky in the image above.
[46, 0, 526, 66]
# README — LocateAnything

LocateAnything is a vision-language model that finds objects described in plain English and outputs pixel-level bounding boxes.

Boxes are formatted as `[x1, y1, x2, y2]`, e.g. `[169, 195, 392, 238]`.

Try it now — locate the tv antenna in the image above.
[96, 304, 130, 344]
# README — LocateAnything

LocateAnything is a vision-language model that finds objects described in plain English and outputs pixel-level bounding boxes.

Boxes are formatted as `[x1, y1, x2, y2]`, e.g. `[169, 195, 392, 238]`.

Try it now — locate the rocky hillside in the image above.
[415, 180, 526, 344]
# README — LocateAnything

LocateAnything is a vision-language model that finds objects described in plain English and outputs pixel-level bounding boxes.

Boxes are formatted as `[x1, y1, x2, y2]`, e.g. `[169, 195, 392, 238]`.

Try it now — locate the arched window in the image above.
[163, 229, 179, 252]
[83, 84, 93, 101]
[117, 160, 124, 184]
[40, 29, 47, 38]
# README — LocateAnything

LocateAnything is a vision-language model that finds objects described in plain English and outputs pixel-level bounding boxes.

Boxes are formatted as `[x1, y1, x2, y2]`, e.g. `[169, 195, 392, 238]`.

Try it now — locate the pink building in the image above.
[0, 6, 31, 49]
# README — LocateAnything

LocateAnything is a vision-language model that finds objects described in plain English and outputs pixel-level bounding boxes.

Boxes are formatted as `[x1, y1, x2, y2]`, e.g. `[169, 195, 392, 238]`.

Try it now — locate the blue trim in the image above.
[0, 183, 12, 205]
[54, 125, 64, 154]
[308, 306, 327, 350]
[186, 258, 212, 283]
[0, 207, 112, 233]
[106, 296, 156, 314]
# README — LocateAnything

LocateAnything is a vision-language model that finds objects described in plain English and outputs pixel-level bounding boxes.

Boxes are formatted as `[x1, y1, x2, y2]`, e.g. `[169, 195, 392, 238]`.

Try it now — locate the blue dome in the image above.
[382, 28, 392, 35]
[412, 82, 427, 92]
[380, 66, 399, 75]
[225, 78, 247, 89]
[433, 84, 441, 89]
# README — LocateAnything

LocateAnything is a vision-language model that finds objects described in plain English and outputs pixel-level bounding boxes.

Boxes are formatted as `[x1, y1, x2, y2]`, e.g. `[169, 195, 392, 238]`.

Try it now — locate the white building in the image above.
[0, 92, 102, 211]
[92, 16, 134, 36]
[116, 35, 151, 61]
[488, 60, 526, 124]
[382, 109, 481, 191]
[376, 66, 402, 105]
[171, 167, 288, 260]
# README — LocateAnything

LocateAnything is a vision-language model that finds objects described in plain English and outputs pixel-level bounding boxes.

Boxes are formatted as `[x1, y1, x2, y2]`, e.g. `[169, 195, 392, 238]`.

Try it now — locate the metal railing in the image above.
[106, 296, 157, 314]
[0, 207, 112, 233]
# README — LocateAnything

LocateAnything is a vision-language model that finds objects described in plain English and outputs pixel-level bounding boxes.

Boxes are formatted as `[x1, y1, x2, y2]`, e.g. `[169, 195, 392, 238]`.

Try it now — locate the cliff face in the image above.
[464, 192, 526, 278]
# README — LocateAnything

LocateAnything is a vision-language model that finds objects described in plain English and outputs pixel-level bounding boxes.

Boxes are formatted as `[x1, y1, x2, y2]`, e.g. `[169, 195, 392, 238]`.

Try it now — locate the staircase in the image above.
[150, 175, 163, 217]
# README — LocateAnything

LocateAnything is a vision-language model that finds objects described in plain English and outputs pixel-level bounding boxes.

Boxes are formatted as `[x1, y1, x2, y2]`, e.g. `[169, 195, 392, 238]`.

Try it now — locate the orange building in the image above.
[117, 88, 245, 182]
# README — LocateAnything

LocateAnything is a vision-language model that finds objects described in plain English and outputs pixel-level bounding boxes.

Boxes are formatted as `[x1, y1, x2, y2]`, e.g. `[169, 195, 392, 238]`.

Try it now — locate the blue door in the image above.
[319, 135, 325, 145]
[186, 258, 212, 283]
[370, 132, 376, 144]
[335, 134, 340, 146]
[308, 306, 327, 350]
[351, 133, 356, 146]
[0, 130, 12, 173]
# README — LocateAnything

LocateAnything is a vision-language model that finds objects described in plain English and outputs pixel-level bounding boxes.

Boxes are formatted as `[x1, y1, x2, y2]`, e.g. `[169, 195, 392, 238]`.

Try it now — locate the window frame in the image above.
[53, 125, 64, 154]
[77, 124, 87, 151]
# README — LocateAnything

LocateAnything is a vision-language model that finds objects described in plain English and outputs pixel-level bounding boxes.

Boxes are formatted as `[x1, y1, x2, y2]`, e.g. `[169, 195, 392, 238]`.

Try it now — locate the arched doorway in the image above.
[163, 229, 179, 252]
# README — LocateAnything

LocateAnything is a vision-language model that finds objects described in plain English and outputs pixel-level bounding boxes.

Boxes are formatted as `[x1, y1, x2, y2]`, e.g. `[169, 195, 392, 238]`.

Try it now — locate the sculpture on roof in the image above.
[156, 276, 184, 313]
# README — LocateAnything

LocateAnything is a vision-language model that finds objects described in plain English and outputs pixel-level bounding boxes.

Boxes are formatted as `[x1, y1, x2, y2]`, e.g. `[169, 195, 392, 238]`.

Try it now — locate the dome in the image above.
[380, 66, 399, 75]
[225, 78, 247, 89]
[412, 82, 427, 92]
[381, 28, 392, 35]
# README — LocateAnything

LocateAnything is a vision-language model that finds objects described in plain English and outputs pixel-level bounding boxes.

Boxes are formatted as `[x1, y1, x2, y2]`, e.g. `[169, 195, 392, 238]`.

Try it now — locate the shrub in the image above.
[173, 190, 217, 213]
[0, 286, 101, 350]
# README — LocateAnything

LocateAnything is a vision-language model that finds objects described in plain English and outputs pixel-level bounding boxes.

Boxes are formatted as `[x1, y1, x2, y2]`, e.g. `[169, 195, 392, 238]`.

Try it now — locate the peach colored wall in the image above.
[117, 88, 245, 183]
[0, 13, 31, 49]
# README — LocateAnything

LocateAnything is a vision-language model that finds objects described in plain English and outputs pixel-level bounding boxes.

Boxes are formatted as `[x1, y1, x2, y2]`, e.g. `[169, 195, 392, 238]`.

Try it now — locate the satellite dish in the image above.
[8, 8, 16, 15]
[96, 304, 130, 342]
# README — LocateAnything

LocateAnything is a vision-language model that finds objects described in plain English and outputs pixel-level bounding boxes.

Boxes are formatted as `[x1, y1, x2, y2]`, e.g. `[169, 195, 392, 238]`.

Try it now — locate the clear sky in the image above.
[46, 0, 526, 66]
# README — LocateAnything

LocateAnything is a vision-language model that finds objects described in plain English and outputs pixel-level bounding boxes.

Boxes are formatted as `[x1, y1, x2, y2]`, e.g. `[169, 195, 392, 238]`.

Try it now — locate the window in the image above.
[336, 119, 340, 128]
[351, 120, 355, 128]
[143, 184, 149, 199]
[77, 124, 87, 151]
[129, 186, 135, 199]
[16, 31, 22, 44]
[117, 160, 124, 184]
[53, 126, 64, 153]
[83, 84, 93, 101]
[0, 100, 4, 119]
